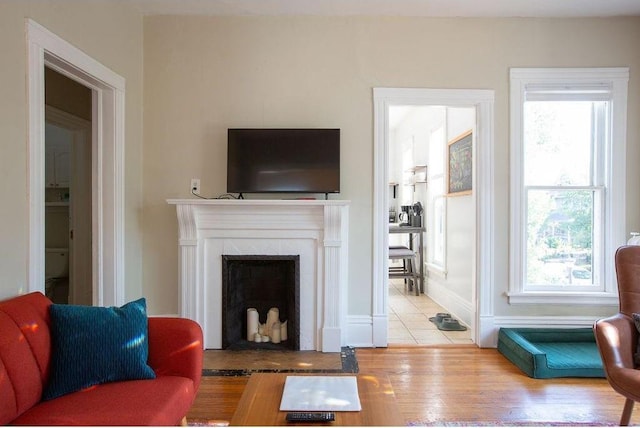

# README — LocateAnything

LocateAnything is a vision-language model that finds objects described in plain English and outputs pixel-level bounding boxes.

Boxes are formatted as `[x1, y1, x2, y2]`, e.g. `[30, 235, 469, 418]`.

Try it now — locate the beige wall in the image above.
[1, 5, 638, 324]
[0, 1, 144, 301]
[143, 16, 640, 319]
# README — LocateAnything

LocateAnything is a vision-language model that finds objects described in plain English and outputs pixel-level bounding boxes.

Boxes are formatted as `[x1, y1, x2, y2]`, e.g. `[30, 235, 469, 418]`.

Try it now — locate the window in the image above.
[400, 139, 414, 206]
[509, 68, 628, 305]
[427, 126, 446, 273]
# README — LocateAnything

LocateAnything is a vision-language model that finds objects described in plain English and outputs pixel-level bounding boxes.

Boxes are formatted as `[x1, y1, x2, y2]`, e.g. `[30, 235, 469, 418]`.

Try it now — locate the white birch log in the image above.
[280, 320, 288, 341]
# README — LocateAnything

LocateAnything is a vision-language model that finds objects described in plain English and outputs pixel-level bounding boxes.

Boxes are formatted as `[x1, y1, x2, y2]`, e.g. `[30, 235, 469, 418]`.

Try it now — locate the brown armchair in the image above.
[594, 245, 640, 426]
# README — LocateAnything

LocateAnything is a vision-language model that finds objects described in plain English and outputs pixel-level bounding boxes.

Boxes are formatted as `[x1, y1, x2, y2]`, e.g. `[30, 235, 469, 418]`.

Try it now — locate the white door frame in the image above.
[27, 19, 125, 307]
[372, 88, 496, 347]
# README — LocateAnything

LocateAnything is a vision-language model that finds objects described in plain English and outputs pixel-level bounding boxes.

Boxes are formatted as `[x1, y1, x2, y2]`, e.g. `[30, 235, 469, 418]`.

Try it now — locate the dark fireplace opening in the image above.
[222, 255, 300, 350]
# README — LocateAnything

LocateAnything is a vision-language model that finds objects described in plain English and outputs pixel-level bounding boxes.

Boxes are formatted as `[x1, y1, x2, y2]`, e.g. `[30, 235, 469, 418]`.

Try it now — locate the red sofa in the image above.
[0, 292, 203, 425]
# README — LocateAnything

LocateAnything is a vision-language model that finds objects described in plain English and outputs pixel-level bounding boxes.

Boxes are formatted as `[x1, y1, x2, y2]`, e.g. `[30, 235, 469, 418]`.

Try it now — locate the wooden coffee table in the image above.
[230, 373, 404, 426]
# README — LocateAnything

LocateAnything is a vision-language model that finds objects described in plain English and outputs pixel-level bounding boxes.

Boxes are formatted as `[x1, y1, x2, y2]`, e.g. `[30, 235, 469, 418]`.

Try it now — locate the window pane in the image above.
[432, 195, 445, 266]
[429, 126, 445, 177]
[526, 189, 594, 286]
[523, 101, 596, 186]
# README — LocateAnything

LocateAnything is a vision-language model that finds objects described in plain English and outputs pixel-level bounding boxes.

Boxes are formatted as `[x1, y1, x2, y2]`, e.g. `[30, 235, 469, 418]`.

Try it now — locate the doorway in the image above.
[27, 19, 126, 307]
[387, 105, 475, 345]
[372, 87, 496, 348]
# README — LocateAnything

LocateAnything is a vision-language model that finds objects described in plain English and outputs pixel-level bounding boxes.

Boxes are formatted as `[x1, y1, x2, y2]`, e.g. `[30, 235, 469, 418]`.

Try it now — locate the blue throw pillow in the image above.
[43, 298, 156, 400]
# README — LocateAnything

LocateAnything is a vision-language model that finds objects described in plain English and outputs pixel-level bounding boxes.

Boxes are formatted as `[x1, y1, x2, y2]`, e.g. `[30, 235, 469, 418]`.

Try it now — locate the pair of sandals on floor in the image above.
[428, 312, 467, 331]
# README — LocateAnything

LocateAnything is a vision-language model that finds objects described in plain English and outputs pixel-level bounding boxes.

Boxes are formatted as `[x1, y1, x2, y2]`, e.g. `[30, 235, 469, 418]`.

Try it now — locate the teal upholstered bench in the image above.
[497, 327, 605, 379]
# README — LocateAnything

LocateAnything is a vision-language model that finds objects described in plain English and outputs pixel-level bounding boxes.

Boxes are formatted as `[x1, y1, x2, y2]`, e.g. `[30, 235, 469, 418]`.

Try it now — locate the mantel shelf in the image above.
[167, 198, 349, 207]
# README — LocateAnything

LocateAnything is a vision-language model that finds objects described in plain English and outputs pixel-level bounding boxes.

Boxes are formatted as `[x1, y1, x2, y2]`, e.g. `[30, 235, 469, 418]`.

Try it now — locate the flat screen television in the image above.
[227, 128, 340, 196]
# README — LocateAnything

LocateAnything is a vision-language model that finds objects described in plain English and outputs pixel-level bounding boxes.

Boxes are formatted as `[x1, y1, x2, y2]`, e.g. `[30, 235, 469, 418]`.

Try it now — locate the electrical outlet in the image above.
[191, 178, 200, 195]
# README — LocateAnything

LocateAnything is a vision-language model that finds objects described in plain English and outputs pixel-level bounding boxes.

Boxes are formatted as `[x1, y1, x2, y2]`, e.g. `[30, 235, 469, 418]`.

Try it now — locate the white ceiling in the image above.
[128, 0, 640, 17]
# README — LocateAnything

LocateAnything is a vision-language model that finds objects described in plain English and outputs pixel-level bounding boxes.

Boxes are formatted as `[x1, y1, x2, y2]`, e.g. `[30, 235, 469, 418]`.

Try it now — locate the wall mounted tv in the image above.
[227, 128, 340, 197]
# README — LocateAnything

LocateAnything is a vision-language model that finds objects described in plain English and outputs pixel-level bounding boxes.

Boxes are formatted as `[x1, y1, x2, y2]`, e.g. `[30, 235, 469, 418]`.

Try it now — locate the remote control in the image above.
[286, 412, 336, 423]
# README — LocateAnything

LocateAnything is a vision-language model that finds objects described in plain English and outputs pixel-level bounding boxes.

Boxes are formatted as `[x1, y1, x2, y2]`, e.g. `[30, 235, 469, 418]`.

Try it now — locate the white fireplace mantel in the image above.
[167, 199, 349, 352]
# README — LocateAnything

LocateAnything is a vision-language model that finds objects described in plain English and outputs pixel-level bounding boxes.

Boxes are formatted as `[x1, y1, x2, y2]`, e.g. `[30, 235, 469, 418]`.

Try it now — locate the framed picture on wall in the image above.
[447, 130, 472, 196]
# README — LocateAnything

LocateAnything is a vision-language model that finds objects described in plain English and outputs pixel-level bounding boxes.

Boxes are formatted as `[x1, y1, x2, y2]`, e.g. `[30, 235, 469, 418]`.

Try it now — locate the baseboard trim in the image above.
[347, 314, 602, 349]
[425, 283, 474, 328]
[346, 315, 374, 348]
[480, 315, 600, 347]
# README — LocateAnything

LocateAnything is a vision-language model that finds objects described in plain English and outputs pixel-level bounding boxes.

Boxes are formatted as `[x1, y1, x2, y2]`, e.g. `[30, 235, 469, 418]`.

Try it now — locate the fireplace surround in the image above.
[167, 199, 349, 352]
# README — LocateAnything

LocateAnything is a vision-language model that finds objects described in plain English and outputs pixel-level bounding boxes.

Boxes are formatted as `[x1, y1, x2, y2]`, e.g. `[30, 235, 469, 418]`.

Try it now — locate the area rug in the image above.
[201, 346, 359, 376]
[188, 418, 615, 427]
[187, 419, 229, 426]
[407, 420, 616, 426]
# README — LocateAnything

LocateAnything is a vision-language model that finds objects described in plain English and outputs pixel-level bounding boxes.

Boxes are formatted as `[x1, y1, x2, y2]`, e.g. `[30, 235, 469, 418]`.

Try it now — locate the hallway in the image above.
[388, 279, 473, 345]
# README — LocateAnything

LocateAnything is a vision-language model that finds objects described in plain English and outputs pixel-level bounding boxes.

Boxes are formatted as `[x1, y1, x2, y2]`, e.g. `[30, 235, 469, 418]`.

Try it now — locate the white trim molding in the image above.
[507, 292, 619, 306]
[485, 315, 609, 348]
[347, 315, 374, 348]
[26, 19, 126, 307]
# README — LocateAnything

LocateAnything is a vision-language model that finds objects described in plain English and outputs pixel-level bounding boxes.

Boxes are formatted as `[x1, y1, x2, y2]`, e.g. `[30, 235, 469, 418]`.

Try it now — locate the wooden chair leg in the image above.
[620, 398, 634, 426]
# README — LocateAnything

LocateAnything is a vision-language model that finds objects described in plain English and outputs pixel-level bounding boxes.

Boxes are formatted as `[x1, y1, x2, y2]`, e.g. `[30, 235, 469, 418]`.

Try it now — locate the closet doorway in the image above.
[27, 19, 126, 307]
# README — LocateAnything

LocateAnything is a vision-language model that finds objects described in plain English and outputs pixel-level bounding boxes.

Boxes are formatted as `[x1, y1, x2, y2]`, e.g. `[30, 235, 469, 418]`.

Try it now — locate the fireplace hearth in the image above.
[222, 255, 300, 350]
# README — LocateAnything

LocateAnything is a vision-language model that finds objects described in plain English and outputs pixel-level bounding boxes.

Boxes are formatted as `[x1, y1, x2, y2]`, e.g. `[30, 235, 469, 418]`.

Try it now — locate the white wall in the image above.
[389, 106, 440, 222]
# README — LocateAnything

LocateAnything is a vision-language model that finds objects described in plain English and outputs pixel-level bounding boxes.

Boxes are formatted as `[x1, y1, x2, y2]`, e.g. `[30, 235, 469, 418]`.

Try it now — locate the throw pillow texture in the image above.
[43, 298, 156, 400]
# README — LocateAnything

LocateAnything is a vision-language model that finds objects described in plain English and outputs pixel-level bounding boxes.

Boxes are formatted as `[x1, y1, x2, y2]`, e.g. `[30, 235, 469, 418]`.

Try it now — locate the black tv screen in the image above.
[227, 128, 340, 195]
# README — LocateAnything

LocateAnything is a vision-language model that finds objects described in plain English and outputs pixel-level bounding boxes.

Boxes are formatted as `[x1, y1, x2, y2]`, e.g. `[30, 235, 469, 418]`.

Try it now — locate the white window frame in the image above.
[509, 67, 628, 305]
[426, 125, 447, 275]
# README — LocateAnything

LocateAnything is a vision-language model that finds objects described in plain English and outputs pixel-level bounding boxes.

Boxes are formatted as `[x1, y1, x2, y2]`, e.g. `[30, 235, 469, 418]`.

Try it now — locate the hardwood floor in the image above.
[187, 346, 631, 426]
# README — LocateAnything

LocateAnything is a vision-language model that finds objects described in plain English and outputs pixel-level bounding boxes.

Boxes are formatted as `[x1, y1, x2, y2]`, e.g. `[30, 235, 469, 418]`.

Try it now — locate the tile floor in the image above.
[388, 279, 474, 345]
